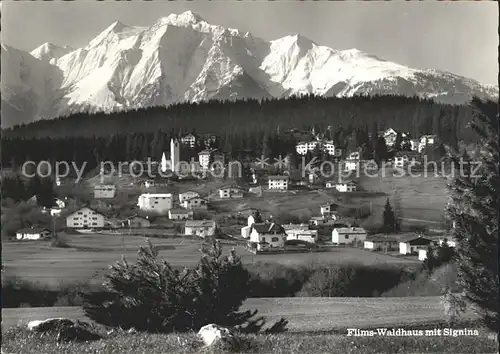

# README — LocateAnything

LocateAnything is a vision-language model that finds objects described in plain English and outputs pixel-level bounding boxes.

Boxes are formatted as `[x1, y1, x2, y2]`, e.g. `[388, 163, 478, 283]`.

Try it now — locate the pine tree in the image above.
[446, 98, 499, 333]
[393, 191, 403, 232]
[382, 198, 396, 234]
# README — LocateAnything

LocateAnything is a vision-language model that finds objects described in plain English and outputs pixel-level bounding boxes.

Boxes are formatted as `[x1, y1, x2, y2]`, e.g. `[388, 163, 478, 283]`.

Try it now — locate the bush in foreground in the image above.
[82, 238, 287, 333]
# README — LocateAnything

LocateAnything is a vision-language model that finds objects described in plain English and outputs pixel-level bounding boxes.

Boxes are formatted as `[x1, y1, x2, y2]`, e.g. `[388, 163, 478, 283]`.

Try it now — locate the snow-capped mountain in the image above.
[1, 11, 497, 128]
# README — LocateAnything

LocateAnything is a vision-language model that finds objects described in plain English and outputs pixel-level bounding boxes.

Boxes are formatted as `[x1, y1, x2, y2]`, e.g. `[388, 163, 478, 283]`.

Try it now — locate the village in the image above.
[10, 127, 455, 265]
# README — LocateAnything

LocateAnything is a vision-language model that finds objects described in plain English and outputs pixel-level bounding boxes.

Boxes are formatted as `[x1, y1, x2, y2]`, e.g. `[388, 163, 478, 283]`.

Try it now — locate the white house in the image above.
[126, 215, 151, 228]
[268, 175, 289, 190]
[16, 227, 51, 240]
[418, 249, 428, 261]
[66, 207, 105, 229]
[241, 225, 252, 238]
[137, 193, 173, 214]
[179, 191, 200, 203]
[295, 139, 335, 156]
[418, 135, 438, 153]
[249, 223, 286, 251]
[410, 139, 420, 151]
[168, 208, 194, 220]
[363, 236, 399, 251]
[344, 159, 359, 172]
[182, 197, 208, 210]
[335, 181, 357, 193]
[325, 181, 336, 189]
[399, 236, 434, 255]
[94, 185, 116, 199]
[218, 187, 244, 199]
[198, 149, 224, 170]
[309, 215, 337, 227]
[320, 203, 338, 216]
[332, 227, 367, 245]
[286, 229, 318, 243]
[184, 220, 216, 238]
[181, 133, 196, 148]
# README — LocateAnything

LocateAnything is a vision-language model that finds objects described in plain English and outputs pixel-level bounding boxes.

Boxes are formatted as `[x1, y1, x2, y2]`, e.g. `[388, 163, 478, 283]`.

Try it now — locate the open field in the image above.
[0, 296, 478, 332]
[2, 233, 419, 287]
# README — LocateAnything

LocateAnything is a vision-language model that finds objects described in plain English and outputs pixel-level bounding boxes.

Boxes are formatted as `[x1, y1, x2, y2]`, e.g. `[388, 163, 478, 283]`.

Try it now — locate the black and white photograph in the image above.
[1, 1, 499, 353]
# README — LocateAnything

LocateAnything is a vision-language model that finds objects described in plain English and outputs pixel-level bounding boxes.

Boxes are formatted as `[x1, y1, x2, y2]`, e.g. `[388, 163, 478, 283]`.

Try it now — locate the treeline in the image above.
[1, 95, 477, 168]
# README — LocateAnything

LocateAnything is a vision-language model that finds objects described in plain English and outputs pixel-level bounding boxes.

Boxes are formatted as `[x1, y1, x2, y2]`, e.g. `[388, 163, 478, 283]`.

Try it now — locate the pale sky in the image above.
[1, 1, 497, 85]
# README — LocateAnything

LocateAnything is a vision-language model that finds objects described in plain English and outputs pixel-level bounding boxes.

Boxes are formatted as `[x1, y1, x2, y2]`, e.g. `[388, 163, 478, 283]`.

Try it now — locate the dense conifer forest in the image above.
[1, 94, 477, 168]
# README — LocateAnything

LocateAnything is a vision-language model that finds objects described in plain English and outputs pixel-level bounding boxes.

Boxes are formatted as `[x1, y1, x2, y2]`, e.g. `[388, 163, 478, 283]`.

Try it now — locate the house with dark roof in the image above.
[364, 235, 399, 251]
[399, 235, 434, 255]
[249, 222, 286, 251]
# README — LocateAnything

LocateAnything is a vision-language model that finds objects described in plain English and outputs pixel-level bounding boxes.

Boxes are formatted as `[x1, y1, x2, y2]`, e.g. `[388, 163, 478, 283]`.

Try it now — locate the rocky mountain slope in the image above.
[1, 11, 497, 128]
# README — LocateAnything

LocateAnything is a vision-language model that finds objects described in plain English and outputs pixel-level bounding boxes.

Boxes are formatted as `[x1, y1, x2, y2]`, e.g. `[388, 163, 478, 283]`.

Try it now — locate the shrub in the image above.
[82, 239, 287, 333]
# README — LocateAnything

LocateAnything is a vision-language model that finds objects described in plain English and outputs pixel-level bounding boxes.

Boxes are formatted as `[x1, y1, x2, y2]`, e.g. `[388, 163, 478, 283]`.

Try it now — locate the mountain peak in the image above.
[162, 11, 206, 26]
[30, 42, 73, 61]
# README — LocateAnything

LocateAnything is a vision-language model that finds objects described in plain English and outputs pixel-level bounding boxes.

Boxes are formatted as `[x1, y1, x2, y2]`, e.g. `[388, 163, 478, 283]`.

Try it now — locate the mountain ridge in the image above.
[1, 10, 497, 128]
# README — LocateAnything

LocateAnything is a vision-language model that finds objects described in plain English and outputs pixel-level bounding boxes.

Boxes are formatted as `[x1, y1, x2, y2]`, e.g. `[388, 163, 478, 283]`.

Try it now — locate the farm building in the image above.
[94, 185, 116, 199]
[286, 229, 318, 244]
[268, 175, 289, 190]
[179, 191, 200, 203]
[332, 227, 367, 245]
[249, 223, 286, 251]
[218, 186, 244, 199]
[126, 215, 151, 228]
[283, 223, 310, 231]
[248, 185, 262, 196]
[399, 236, 434, 255]
[137, 193, 173, 214]
[184, 220, 216, 238]
[16, 227, 51, 240]
[335, 180, 357, 193]
[66, 207, 105, 229]
[363, 236, 399, 251]
[182, 197, 208, 210]
[168, 208, 193, 220]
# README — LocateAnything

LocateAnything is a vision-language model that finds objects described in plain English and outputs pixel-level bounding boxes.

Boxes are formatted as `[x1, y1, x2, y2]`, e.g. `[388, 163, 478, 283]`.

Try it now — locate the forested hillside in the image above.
[1, 94, 478, 168]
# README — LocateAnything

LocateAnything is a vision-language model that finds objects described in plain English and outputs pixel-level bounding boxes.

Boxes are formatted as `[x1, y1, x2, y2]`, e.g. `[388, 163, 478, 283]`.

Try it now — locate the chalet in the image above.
[184, 220, 216, 238]
[332, 227, 367, 245]
[16, 227, 51, 240]
[137, 193, 173, 214]
[126, 215, 151, 228]
[249, 222, 286, 251]
[335, 180, 357, 193]
[168, 208, 194, 220]
[179, 191, 200, 203]
[286, 229, 318, 244]
[182, 197, 208, 210]
[66, 207, 105, 229]
[268, 175, 289, 190]
[320, 203, 338, 216]
[363, 235, 399, 251]
[94, 185, 116, 199]
[399, 235, 434, 255]
[218, 186, 244, 199]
